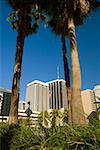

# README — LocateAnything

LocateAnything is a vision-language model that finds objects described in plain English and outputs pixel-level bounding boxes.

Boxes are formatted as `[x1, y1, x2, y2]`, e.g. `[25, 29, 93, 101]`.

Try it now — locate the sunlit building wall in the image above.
[47, 79, 67, 109]
[26, 80, 49, 112]
[81, 89, 96, 117]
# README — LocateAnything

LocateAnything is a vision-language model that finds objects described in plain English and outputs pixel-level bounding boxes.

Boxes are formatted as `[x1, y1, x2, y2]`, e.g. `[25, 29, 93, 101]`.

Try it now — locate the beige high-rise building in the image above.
[81, 89, 96, 117]
[26, 80, 49, 112]
[47, 79, 67, 109]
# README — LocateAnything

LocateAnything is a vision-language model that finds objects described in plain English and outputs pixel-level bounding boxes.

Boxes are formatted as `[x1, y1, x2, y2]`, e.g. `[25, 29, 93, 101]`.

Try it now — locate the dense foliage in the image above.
[0, 119, 100, 150]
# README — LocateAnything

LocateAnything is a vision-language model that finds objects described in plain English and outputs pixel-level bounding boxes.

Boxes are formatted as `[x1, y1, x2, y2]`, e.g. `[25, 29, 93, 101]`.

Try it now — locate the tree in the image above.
[7, 0, 41, 125]
[61, 33, 72, 123]
[40, 0, 72, 123]
[39, 0, 100, 125]
[67, 0, 100, 125]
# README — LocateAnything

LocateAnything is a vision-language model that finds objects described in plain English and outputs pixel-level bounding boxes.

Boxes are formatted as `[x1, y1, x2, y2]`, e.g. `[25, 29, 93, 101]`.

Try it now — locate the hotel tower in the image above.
[25, 80, 49, 112]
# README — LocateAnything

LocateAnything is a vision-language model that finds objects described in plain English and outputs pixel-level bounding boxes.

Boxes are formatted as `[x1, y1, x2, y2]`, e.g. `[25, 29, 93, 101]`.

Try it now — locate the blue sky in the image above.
[0, 1, 100, 101]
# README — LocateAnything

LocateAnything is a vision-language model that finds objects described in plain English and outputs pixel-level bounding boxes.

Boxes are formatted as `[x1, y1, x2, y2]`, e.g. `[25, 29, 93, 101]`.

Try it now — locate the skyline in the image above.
[0, 1, 100, 101]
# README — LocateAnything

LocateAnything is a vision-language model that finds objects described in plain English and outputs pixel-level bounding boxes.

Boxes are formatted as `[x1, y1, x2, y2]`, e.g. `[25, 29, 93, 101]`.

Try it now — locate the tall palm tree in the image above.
[39, 0, 86, 125]
[61, 33, 72, 123]
[39, 0, 100, 125]
[7, 0, 41, 125]
[66, 0, 89, 125]
[40, 0, 72, 123]
[67, 0, 100, 125]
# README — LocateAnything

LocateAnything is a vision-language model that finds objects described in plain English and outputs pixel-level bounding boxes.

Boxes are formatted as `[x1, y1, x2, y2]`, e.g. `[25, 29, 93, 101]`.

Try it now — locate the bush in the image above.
[10, 126, 41, 150]
[0, 120, 100, 150]
[42, 123, 100, 150]
[0, 122, 12, 150]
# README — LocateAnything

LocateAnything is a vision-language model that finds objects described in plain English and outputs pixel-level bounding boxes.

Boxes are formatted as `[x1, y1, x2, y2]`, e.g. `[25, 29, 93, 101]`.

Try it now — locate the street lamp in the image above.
[25, 101, 32, 127]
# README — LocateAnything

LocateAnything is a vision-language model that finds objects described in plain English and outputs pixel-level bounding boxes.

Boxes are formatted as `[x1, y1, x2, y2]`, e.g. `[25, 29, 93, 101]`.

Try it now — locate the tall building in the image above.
[26, 80, 49, 112]
[25, 79, 68, 111]
[93, 85, 100, 111]
[0, 88, 11, 116]
[47, 79, 67, 109]
[81, 89, 96, 117]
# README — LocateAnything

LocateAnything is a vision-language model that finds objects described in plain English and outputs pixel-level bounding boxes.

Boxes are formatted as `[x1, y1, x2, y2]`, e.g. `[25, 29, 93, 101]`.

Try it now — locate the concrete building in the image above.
[0, 88, 11, 116]
[25, 79, 68, 111]
[18, 101, 26, 111]
[0, 108, 39, 126]
[47, 79, 67, 109]
[93, 85, 100, 111]
[0, 88, 40, 125]
[0, 87, 41, 125]
[25, 80, 49, 112]
[81, 89, 96, 117]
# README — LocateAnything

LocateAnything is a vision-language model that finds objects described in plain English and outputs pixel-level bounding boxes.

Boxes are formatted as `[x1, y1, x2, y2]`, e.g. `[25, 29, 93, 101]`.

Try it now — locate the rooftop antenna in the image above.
[57, 65, 60, 79]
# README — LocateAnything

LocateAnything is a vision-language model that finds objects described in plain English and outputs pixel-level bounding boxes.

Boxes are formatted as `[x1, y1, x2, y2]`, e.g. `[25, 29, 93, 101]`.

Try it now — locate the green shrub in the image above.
[0, 120, 100, 150]
[0, 122, 10, 150]
[41, 123, 100, 150]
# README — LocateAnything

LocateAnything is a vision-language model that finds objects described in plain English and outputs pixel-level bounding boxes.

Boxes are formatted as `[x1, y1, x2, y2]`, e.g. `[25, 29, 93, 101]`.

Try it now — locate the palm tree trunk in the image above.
[61, 33, 72, 124]
[68, 15, 86, 125]
[8, 32, 25, 125]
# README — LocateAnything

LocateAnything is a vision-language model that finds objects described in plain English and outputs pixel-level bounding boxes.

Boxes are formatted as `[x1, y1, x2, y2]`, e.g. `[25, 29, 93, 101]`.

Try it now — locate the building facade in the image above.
[0, 88, 11, 116]
[81, 89, 96, 117]
[25, 80, 49, 112]
[25, 79, 68, 112]
[48, 79, 67, 109]
[93, 85, 100, 111]
[18, 101, 26, 111]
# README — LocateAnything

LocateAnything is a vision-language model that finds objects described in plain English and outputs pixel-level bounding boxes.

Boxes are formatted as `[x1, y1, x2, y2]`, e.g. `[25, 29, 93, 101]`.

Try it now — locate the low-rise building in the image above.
[0, 88, 11, 116]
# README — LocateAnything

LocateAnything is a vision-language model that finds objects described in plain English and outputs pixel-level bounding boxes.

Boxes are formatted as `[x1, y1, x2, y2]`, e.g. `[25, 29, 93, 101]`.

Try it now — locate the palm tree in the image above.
[7, 0, 41, 125]
[40, 0, 72, 123]
[61, 33, 72, 123]
[39, 0, 100, 125]
[39, 0, 86, 125]
[66, 0, 88, 125]
[67, 0, 100, 125]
